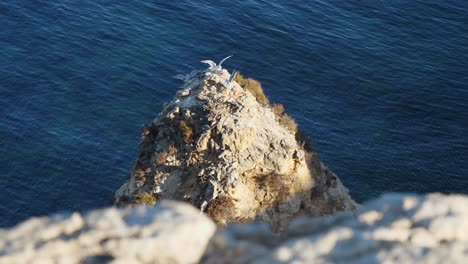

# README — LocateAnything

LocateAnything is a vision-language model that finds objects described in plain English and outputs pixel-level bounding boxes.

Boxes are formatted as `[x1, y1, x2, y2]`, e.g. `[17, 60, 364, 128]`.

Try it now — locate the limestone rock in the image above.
[0, 201, 216, 264]
[114, 65, 357, 231]
[2, 194, 467, 263]
[203, 193, 468, 263]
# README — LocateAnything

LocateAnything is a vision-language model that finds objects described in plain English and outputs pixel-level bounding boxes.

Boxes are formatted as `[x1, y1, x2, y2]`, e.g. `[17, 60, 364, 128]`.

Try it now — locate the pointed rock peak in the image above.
[115, 65, 357, 231]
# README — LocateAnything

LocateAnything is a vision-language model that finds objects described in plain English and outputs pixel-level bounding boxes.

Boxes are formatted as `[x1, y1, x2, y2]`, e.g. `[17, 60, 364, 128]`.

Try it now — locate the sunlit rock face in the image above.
[204, 193, 468, 264]
[114, 64, 356, 231]
[1, 194, 467, 263]
[0, 201, 216, 264]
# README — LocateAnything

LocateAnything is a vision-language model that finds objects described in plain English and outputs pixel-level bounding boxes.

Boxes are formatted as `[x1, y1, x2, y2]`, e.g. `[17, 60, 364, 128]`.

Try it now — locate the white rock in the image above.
[204, 193, 468, 264]
[0, 201, 216, 264]
[1, 194, 467, 263]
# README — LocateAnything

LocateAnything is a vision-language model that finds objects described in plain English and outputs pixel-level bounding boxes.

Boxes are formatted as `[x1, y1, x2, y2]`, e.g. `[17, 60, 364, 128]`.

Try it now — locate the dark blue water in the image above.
[1, 1, 467, 227]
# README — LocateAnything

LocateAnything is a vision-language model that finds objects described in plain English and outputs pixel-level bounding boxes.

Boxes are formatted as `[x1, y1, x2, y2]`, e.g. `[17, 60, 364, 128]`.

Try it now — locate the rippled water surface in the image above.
[1, 1, 467, 226]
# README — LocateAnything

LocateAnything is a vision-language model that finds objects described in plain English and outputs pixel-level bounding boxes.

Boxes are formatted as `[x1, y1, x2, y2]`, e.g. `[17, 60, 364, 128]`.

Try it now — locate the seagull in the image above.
[173, 70, 199, 82]
[201, 55, 234, 72]
[223, 69, 238, 87]
[228, 69, 238, 83]
[217, 55, 233, 69]
[200, 60, 216, 70]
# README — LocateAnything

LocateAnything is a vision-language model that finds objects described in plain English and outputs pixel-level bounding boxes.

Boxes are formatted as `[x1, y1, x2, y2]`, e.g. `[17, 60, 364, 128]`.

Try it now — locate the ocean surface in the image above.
[1, 1, 467, 227]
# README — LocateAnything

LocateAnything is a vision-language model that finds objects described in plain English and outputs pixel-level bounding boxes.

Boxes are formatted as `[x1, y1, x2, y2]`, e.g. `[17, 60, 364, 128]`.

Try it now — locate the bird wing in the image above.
[229, 70, 238, 83]
[201, 60, 216, 68]
[218, 55, 233, 67]
[189, 70, 199, 77]
[173, 74, 186, 80]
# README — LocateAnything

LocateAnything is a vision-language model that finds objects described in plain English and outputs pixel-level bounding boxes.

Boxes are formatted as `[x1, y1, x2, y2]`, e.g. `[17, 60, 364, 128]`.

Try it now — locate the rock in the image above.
[203, 193, 468, 263]
[2, 194, 466, 263]
[0, 201, 216, 264]
[114, 65, 357, 231]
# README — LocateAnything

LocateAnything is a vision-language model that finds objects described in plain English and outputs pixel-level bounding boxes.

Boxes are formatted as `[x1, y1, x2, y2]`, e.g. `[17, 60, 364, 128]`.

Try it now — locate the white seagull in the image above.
[223, 69, 238, 87]
[228, 69, 238, 83]
[173, 70, 199, 82]
[201, 55, 234, 72]
[218, 55, 233, 69]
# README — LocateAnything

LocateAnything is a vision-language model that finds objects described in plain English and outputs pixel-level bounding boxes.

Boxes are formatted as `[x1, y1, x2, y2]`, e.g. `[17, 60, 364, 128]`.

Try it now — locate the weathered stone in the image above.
[0, 201, 216, 264]
[204, 193, 468, 264]
[1, 194, 467, 263]
[114, 66, 357, 231]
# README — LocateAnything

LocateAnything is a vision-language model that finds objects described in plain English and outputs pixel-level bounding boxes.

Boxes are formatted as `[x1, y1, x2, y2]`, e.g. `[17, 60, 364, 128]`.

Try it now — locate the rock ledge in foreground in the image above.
[1, 194, 467, 263]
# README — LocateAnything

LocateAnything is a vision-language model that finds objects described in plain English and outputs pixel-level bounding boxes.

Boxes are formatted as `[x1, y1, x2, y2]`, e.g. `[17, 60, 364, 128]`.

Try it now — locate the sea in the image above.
[1, 1, 467, 227]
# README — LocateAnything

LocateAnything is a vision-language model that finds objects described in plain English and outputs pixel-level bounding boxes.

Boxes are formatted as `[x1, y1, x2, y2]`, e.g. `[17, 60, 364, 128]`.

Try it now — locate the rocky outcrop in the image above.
[114, 63, 357, 231]
[207, 193, 468, 263]
[2, 194, 467, 263]
[0, 201, 216, 264]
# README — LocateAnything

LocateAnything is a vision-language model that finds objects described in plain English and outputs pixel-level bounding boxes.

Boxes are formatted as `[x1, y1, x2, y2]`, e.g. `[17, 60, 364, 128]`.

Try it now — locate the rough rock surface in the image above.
[205, 193, 468, 263]
[114, 65, 357, 230]
[1, 194, 467, 263]
[0, 201, 216, 264]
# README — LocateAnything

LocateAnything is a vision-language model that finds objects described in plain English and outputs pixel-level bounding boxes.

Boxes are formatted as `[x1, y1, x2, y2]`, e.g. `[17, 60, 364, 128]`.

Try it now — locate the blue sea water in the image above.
[1, 1, 467, 227]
